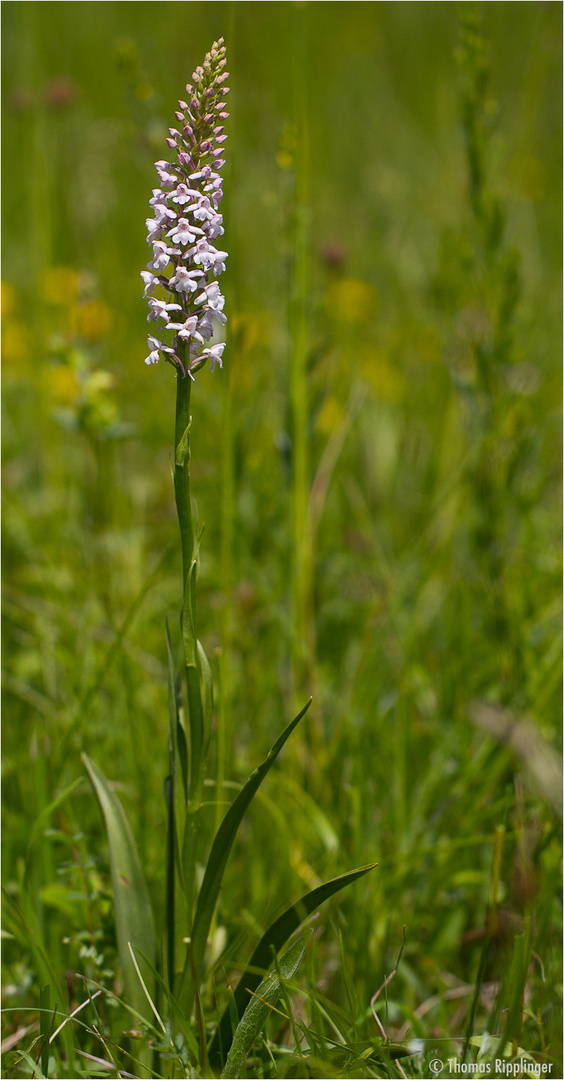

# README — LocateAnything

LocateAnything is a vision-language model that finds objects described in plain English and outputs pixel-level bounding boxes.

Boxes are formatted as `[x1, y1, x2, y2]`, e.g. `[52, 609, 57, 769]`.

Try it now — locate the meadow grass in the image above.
[2, 3, 562, 1078]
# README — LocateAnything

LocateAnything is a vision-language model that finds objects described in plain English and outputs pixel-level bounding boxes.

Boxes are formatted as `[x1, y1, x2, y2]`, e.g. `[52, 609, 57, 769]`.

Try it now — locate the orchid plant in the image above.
[83, 40, 375, 1079]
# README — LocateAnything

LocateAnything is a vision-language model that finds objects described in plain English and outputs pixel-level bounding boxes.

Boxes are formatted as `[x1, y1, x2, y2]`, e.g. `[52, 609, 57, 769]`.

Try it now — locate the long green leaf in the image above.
[166, 618, 188, 807]
[210, 861, 376, 1067]
[188, 698, 312, 1002]
[164, 773, 176, 994]
[39, 983, 51, 1077]
[221, 932, 312, 1079]
[186, 660, 204, 803]
[165, 619, 190, 990]
[495, 917, 533, 1057]
[82, 754, 156, 1029]
[198, 637, 213, 760]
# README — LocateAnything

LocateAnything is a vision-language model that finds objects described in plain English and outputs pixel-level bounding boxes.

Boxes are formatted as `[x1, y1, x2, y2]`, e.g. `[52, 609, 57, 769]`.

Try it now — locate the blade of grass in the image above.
[198, 638, 213, 761]
[131, 945, 201, 1063]
[1, 889, 75, 1070]
[221, 931, 313, 1079]
[39, 984, 51, 1078]
[210, 861, 376, 1067]
[288, 1, 312, 706]
[163, 773, 175, 994]
[186, 697, 312, 1012]
[165, 618, 192, 988]
[127, 942, 166, 1035]
[166, 618, 188, 808]
[82, 755, 156, 1032]
[495, 917, 533, 1058]
[14, 1048, 47, 1080]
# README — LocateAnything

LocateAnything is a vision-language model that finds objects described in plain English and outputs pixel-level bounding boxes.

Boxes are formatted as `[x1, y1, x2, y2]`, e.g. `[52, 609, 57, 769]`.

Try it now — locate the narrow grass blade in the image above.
[2, 891, 77, 1073]
[198, 637, 213, 760]
[211, 861, 376, 1067]
[12, 1048, 47, 1080]
[79, 547, 171, 718]
[2, 894, 59, 994]
[82, 754, 156, 1027]
[25, 777, 83, 860]
[495, 917, 533, 1057]
[185, 659, 204, 803]
[221, 931, 312, 1079]
[127, 942, 166, 1034]
[166, 618, 188, 806]
[189, 699, 312, 996]
[194, 978, 210, 1078]
[132, 945, 201, 1064]
[166, 619, 192, 987]
[39, 983, 51, 1078]
[164, 773, 175, 993]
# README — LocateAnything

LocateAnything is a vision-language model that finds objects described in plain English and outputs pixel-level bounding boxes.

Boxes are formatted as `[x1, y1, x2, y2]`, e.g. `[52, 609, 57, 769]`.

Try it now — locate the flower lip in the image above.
[170, 183, 201, 204]
[147, 298, 183, 323]
[167, 218, 205, 245]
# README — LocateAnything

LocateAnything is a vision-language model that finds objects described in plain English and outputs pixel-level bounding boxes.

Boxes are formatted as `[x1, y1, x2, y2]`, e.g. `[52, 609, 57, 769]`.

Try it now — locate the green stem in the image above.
[174, 363, 193, 598]
[173, 358, 205, 936]
[173, 362, 204, 796]
[289, 2, 312, 698]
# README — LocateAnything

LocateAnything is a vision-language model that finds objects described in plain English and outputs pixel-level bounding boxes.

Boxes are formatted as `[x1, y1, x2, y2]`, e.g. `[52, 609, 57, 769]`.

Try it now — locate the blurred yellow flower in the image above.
[412, 326, 441, 365]
[504, 400, 531, 438]
[1, 281, 18, 318]
[39, 267, 80, 306]
[229, 310, 272, 395]
[2, 319, 32, 365]
[326, 279, 379, 324]
[359, 346, 405, 402]
[75, 300, 113, 341]
[46, 365, 79, 405]
[231, 310, 268, 354]
[316, 395, 344, 434]
[276, 149, 294, 170]
[84, 369, 114, 396]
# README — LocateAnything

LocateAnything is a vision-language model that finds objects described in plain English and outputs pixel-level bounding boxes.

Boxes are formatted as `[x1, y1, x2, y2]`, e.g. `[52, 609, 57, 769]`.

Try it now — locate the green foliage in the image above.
[2, 3, 562, 1078]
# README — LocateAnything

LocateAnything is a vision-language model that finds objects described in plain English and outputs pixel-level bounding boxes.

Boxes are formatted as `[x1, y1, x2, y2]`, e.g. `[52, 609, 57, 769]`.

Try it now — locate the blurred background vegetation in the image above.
[2, 2, 562, 1076]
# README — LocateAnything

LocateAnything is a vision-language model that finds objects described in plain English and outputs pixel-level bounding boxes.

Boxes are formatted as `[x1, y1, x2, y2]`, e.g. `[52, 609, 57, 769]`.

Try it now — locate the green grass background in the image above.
[2, 2, 562, 1076]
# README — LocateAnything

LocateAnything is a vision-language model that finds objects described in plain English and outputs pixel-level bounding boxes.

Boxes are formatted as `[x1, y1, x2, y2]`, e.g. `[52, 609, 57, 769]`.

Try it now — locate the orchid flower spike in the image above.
[141, 40, 228, 376]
